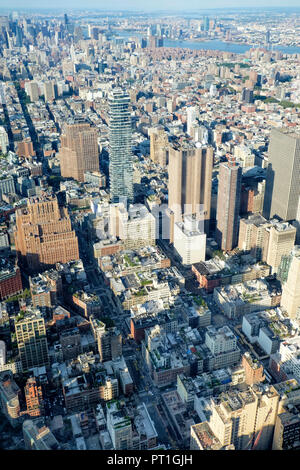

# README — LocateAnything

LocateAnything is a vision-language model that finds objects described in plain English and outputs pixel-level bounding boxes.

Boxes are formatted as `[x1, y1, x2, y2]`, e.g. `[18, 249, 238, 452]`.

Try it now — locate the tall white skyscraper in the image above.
[186, 106, 198, 136]
[281, 246, 300, 319]
[0, 83, 5, 105]
[108, 88, 133, 204]
[70, 43, 76, 63]
[0, 126, 9, 154]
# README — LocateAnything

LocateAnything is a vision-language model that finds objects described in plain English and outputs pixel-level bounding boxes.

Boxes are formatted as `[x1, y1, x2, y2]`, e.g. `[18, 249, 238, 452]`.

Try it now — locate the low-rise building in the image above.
[190, 422, 223, 450]
[0, 259, 23, 301]
[72, 291, 102, 318]
[242, 309, 293, 355]
[213, 279, 277, 319]
[106, 400, 133, 450]
[132, 402, 158, 450]
[23, 419, 60, 450]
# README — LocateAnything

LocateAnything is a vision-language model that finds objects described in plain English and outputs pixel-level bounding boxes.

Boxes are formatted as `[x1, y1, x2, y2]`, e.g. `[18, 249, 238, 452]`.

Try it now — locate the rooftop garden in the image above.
[193, 295, 207, 308]
[5, 288, 31, 304]
[107, 399, 120, 409]
[217, 62, 250, 69]
[15, 311, 25, 322]
[211, 249, 226, 261]
[123, 254, 138, 267]
[134, 289, 147, 297]
[254, 95, 300, 108]
[69, 206, 90, 212]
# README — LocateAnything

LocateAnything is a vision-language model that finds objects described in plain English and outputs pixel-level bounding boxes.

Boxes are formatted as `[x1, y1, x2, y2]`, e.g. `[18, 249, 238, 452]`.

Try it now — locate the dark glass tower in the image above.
[108, 88, 133, 204]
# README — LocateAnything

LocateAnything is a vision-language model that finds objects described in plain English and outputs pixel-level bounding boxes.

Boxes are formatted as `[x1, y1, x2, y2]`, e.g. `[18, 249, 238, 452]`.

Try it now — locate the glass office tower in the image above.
[108, 88, 133, 204]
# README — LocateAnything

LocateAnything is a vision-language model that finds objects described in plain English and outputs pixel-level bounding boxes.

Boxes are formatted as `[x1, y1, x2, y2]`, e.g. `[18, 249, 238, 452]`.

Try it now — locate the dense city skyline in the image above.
[0, 2, 299, 457]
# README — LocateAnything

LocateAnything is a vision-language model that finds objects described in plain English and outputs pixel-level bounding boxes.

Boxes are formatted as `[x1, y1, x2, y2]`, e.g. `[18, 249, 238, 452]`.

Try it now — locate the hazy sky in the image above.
[2, 0, 300, 10]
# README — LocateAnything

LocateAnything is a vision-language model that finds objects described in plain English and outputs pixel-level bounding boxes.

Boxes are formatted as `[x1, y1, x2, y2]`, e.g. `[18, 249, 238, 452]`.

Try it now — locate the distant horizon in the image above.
[1, 1, 300, 13]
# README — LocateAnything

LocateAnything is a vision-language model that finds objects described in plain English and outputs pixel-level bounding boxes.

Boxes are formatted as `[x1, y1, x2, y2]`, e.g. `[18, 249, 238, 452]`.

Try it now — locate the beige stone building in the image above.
[116, 203, 156, 250]
[238, 214, 271, 259]
[15, 195, 79, 271]
[208, 385, 279, 450]
[281, 246, 300, 318]
[168, 143, 213, 234]
[262, 221, 296, 274]
[59, 120, 99, 182]
[148, 126, 169, 167]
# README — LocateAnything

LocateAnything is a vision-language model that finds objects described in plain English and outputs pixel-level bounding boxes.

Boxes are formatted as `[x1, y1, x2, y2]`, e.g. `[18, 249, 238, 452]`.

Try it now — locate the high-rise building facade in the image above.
[242, 352, 265, 386]
[108, 88, 133, 203]
[273, 411, 300, 450]
[44, 81, 55, 102]
[15, 195, 79, 271]
[216, 157, 242, 251]
[0, 174, 15, 197]
[0, 370, 21, 427]
[99, 377, 119, 402]
[91, 318, 122, 362]
[24, 377, 44, 417]
[60, 328, 82, 360]
[117, 203, 156, 250]
[281, 246, 300, 318]
[264, 129, 300, 222]
[238, 214, 271, 260]
[106, 401, 133, 450]
[242, 88, 254, 104]
[148, 126, 169, 166]
[186, 106, 198, 136]
[15, 311, 49, 370]
[168, 143, 213, 233]
[208, 385, 279, 450]
[173, 215, 206, 265]
[0, 126, 9, 154]
[0, 340, 6, 367]
[25, 81, 40, 102]
[23, 420, 60, 450]
[59, 120, 99, 182]
[262, 221, 296, 274]
[0, 261, 23, 301]
[238, 216, 296, 273]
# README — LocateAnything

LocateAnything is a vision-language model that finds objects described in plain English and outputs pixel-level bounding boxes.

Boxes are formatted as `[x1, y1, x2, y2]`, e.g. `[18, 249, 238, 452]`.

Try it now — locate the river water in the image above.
[117, 31, 300, 55]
